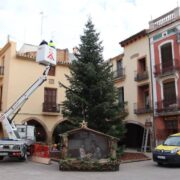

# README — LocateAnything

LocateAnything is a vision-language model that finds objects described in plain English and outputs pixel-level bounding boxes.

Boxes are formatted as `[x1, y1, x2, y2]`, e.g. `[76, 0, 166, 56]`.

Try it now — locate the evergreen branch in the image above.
[58, 81, 69, 90]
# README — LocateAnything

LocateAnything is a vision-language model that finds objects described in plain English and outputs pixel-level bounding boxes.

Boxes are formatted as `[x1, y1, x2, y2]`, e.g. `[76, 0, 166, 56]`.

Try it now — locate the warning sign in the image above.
[47, 49, 54, 61]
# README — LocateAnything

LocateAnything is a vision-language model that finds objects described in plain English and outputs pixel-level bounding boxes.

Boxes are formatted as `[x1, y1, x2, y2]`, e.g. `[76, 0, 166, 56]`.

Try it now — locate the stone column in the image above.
[46, 131, 52, 144]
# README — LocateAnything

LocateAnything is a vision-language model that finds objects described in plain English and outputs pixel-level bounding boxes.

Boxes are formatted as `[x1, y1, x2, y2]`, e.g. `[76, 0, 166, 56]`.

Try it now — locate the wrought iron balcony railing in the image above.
[43, 102, 60, 113]
[154, 59, 180, 77]
[155, 98, 180, 114]
[134, 70, 149, 82]
[113, 68, 125, 80]
[134, 103, 153, 114]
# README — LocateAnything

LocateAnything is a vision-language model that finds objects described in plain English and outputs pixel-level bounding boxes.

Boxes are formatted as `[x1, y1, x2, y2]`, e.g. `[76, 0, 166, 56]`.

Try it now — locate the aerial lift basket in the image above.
[36, 44, 57, 66]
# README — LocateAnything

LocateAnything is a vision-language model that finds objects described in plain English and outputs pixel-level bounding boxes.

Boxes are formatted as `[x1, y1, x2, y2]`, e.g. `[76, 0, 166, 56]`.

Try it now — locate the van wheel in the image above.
[0, 156, 4, 160]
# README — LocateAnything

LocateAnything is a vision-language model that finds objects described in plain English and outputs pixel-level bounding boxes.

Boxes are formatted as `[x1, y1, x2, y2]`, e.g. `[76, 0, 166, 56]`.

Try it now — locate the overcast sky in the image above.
[0, 0, 179, 59]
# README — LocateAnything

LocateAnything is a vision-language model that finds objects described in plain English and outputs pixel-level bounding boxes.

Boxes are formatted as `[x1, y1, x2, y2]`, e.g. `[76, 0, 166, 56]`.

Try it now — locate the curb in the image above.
[121, 157, 152, 164]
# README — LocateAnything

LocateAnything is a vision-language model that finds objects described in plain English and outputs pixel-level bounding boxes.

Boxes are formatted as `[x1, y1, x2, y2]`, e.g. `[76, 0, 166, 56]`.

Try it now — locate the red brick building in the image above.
[149, 7, 180, 144]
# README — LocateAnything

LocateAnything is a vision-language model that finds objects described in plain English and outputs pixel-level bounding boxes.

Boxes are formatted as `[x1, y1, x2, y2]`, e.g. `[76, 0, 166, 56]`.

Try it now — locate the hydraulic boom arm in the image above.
[0, 65, 51, 140]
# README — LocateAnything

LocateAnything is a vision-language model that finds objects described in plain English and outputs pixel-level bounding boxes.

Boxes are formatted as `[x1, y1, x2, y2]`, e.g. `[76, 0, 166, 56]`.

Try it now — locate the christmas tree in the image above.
[62, 18, 126, 138]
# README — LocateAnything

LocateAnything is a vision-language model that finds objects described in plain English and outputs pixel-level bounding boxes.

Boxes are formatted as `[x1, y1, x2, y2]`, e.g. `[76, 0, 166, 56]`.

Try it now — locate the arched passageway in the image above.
[123, 123, 144, 150]
[52, 120, 75, 144]
[26, 119, 47, 143]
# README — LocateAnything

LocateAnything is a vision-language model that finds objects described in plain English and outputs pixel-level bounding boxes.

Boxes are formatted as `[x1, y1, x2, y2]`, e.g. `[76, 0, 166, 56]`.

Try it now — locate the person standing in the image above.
[48, 40, 55, 48]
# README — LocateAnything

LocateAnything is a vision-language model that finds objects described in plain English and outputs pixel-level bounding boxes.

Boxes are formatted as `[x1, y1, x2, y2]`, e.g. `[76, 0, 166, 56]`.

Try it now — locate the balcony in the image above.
[43, 102, 60, 113]
[154, 59, 180, 77]
[134, 103, 153, 115]
[149, 7, 179, 31]
[155, 98, 180, 115]
[113, 68, 125, 81]
[134, 70, 149, 82]
[0, 66, 4, 77]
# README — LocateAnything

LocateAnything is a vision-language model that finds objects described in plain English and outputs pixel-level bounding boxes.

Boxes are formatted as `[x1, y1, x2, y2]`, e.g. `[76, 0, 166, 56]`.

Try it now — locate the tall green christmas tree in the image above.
[62, 18, 126, 138]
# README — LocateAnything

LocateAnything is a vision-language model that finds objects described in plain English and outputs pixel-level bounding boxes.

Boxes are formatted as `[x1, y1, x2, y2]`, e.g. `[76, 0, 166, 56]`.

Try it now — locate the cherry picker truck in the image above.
[0, 42, 56, 161]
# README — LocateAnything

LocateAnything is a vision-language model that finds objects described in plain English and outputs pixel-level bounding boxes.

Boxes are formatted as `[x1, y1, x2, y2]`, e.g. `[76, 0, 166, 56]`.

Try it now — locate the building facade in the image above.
[108, 30, 153, 150]
[0, 41, 72, 144]
[149, 7, 180, 145]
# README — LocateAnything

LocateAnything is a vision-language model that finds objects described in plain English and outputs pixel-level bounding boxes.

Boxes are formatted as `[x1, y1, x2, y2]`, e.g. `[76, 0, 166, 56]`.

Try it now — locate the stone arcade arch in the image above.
[23, 118, 48, 143]
[52, 120, 75, 144]
[123, 121, 145, 150]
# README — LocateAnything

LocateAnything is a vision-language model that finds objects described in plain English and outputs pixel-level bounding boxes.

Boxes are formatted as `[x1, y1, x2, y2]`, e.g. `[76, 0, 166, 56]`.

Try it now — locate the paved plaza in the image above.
[0, 158, 180, 180]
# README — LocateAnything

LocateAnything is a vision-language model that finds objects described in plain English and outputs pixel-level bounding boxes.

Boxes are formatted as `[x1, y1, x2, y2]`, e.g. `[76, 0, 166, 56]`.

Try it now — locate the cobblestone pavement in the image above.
[0, 158, 180, 180]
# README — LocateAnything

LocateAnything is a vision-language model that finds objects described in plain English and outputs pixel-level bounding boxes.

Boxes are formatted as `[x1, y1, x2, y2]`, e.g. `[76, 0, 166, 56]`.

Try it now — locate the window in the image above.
[160, 43, 173, 71]
[163, 134, 180, 145]
[117, 60, 122, 71]
[165, 120, 178, 130]
[116, 60, 123, 77]
[17, 127, 26, 132]
[164, 120, 178, 135]
[44, 88, 57, 104]
[163, 81, 176, 106]
[1, 56, 5, 66]
[48, 66, 56, 76]
[138, 57, 146, 72]
[138, 88, 150, 109]
[0, 56, 5, 76]
[118, 87, 124, 108]
[0, 86, 2, 111]
[144, 90, 150, 109]
[43, 88, 59, 112]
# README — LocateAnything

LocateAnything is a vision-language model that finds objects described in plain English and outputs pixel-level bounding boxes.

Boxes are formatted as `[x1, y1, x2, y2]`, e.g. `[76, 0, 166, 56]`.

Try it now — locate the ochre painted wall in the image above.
[0, 42, 70, 143]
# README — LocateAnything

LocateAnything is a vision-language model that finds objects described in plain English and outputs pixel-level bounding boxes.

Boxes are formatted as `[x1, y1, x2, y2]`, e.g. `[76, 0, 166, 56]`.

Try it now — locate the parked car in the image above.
[153, 133, 180, 165]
